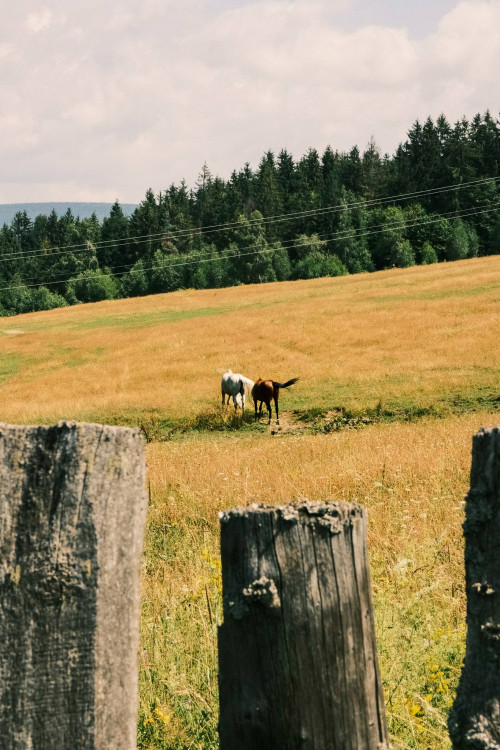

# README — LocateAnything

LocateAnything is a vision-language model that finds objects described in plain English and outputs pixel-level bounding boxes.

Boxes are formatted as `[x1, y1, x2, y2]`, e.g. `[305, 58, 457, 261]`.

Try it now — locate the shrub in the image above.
[66, 269, 119, 303]
[420, 242, 438, 265]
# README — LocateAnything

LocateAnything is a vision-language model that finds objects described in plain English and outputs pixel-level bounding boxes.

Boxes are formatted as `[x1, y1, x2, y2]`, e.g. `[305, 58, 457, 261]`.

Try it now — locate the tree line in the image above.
[1, 111, 499, 315]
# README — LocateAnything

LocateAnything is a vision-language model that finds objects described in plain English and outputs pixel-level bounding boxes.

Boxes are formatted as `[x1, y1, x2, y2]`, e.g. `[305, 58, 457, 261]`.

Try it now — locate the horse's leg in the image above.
[221, 389, 225, 405]
[242, 393, 245, 417]
[274, 394, 279, 425]
[266, 399, 272, 425]
[254, 398, 258, 421]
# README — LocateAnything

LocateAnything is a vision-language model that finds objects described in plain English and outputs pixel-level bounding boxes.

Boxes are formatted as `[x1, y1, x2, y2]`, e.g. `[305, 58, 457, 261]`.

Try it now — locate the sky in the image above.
[1, 0, 499, 204]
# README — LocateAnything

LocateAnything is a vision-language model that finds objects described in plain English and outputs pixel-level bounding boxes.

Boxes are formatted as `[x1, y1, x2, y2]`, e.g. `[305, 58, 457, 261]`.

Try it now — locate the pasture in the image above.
[1, 256, 500, 749]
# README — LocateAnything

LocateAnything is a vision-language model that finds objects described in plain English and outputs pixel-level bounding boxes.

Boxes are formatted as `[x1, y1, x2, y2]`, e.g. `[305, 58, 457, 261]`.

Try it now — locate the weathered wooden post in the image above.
[0, 421, 147, 750]
[449, 426, 500, 748]
[218, 501, 389, 750]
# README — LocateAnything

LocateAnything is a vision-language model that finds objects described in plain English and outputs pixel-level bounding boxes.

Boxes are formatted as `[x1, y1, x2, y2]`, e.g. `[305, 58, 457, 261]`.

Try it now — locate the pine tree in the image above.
[100, 201, 130, 268]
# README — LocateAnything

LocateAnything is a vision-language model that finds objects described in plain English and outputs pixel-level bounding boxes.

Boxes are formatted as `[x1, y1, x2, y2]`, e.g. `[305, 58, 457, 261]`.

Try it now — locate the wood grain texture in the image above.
[0, 421, 147, 750]
[218, 501, 389, 750]
[449, 426, 500, 749]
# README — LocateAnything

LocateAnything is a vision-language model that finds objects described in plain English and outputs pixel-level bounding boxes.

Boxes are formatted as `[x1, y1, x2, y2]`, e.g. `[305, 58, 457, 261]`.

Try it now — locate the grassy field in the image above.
[142, 415, 493, 749]
[1, 256, 500, 748]
[0, 256, 499, 426]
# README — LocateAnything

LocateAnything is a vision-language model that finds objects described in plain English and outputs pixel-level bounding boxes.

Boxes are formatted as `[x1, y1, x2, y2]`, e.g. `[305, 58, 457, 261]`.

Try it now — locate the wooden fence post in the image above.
[218, 501, 389, 750]
[0, 421, 147, 750]
[449, 426, 500, 748]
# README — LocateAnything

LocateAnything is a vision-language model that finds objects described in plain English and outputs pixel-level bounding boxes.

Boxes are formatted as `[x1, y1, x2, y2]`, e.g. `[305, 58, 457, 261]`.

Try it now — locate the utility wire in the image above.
[18, 200, 500, 284]
[6, 200, 499, 293]
[3, 175, 499, 263]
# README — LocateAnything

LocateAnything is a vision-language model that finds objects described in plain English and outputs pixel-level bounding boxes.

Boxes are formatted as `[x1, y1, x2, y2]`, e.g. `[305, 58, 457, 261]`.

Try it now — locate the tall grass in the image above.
[140, 413, 496, 749]
[1, 258, 499, 747]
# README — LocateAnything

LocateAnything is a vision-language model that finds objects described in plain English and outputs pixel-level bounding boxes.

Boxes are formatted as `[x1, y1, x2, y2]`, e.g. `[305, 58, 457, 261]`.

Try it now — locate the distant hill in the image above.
[0, 202, 138, 226]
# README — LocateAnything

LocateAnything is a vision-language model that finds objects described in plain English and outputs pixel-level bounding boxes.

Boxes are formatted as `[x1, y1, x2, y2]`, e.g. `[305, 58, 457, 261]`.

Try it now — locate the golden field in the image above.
[142, 415, 494, 749]
[1, 256, 500, 749]
[0, 255, 499, 425]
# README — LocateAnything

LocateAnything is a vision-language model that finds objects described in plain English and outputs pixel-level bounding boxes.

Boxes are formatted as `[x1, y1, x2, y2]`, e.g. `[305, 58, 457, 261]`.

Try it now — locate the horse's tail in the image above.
[273, 377, 299, 390]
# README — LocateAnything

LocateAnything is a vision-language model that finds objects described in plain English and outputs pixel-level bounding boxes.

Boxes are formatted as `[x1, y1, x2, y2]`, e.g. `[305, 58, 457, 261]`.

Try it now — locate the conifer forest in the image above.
[1, 112, 499, 315]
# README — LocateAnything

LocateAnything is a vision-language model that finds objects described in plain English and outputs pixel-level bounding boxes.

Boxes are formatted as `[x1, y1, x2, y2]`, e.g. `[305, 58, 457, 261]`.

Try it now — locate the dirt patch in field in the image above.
[269, 412, 307, 436]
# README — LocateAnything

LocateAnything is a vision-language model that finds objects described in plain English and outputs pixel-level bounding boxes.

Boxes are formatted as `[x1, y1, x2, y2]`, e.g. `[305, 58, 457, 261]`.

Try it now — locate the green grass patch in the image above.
[67, 305, 237, 331]
[113, 389, 500, 443]
[0, 353, 24, 386]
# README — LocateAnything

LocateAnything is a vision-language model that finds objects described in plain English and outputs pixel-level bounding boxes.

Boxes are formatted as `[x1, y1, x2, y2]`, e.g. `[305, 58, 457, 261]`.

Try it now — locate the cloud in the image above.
[26, 8, 53, 33]
[0, 0, 499, 203]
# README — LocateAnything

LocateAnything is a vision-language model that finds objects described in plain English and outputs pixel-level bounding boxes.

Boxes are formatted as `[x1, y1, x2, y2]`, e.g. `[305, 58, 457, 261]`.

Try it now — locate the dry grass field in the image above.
[1, 256, 500, 749]
[0, 256, 499, 426]
[141, 415, 494, 749]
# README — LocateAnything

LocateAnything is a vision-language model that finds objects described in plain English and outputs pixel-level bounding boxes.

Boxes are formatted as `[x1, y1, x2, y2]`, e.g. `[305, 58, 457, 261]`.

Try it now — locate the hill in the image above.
[0, 201, 137, 225]
[0, 255, 499, 428]
[0, 111, 498, 317]
[2, 255, 499, 750]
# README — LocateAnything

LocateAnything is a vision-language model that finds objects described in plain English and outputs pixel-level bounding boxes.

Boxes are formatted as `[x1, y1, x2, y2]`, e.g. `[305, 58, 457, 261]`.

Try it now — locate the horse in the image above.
[221, 370, 254, 415]
[251, 377, 299, 425]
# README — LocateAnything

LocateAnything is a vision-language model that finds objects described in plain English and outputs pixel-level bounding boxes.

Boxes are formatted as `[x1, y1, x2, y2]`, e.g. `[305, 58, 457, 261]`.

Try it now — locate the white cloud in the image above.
[26, 8, 53, 33]
[1, 0, 499, 203]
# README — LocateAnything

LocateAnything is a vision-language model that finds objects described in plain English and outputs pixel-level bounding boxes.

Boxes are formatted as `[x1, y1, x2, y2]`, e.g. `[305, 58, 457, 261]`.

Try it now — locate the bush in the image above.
[30, 286, 68, 311]
[420, 242, 438, 265]
[445, 220, 470, 261]
[271, 243, 292, 281]
[149, 249, 184, 293]
[392, 239, 416, 268]
[66, 269, 118, 303]
[0, 277, 32, 314]
[293, 250, 347, 280]
[121, 260, 149, 297]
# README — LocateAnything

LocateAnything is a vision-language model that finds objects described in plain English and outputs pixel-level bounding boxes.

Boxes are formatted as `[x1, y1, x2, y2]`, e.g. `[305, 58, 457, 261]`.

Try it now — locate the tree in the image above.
[66, 269, 118, 303]
[276, 149, 296, 230]
[445, 219, 471, 261]
[369, 206, 407, 269]
[335, 189, 373, 273]
[0, 276, 32, 314]
[30, 286, 68, 312]
[420, 241, 438, 264]
[128, 189, 169, 263]
[120, 260, 149, 297]
[420, 215, 452, 261]
[293, 149, 323, 235]
[148, 249, 184, 293]
[0, 226, 23, 283]
[361, 137, 385, 199]
[255, 152, 283, 239]
[11, 211, 36, 254]
[100, 201, 129, 268]
[392, 239, 416, 268]
[341, 146, 363, 194]
[229, 211, 275, 284]
[193, 163, 213, 229]
[292, 234, 347, 280]
[489, 217, 500, 254]
[470, 111, 500, 177]
[271, 243, 291, 281]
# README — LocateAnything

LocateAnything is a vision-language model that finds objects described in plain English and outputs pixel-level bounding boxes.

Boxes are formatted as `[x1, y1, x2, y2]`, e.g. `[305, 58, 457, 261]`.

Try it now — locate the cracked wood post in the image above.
[449, 426, 500, 749]
[218, 501, 389, 750]
[0, 421, 147, 750]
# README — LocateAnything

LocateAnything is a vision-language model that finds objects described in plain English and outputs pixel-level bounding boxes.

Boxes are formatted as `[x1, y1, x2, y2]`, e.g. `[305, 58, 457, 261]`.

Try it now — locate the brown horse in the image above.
[251, 377, 299, 425]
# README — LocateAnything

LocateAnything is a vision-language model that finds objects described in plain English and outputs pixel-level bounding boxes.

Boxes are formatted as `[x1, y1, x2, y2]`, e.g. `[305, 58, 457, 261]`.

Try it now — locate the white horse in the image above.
[221, 370, 254, 415]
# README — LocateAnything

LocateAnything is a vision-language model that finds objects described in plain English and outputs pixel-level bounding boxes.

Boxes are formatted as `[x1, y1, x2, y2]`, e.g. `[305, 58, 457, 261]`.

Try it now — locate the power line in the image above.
[5, 201, 499, 293]
[3, 175, 499, 263]
[18, 200, 500, 284]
